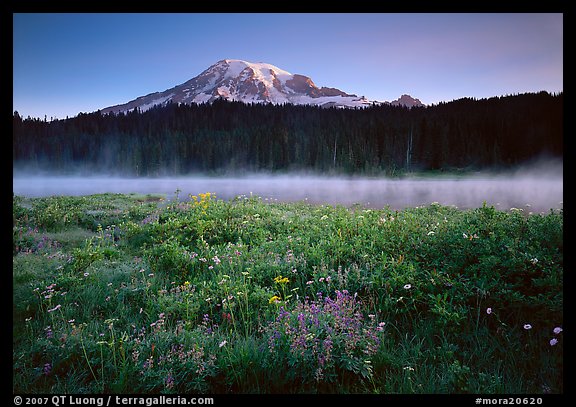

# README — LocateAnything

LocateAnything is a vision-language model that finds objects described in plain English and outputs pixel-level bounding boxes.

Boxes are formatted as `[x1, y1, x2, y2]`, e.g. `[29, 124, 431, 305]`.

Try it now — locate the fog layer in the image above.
[13, 163, 563, 213]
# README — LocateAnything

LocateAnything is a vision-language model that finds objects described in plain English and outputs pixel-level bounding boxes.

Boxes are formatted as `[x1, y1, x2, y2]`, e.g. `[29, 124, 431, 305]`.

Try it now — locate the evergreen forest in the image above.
[13, 91, 562, 176]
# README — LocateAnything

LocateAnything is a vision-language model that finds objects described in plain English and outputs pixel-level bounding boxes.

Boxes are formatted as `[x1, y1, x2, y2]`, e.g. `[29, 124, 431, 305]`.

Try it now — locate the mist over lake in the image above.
[13, 165, 563, 214]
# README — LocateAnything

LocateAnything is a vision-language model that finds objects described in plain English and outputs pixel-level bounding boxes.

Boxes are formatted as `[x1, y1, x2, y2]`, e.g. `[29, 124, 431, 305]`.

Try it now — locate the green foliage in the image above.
[12, 193, 563, 394]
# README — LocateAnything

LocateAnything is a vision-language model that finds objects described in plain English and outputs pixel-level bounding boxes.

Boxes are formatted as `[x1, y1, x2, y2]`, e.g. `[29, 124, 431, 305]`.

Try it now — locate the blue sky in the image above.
[13, 13, 563, 120]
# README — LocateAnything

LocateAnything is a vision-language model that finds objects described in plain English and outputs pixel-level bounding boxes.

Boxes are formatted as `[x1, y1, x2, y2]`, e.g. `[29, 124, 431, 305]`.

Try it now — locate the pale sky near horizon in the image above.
[13, 13, 563, 120]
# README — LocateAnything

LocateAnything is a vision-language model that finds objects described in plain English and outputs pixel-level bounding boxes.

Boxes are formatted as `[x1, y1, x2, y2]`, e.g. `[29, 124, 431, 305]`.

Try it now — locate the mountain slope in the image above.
[101, 59, 421, 114]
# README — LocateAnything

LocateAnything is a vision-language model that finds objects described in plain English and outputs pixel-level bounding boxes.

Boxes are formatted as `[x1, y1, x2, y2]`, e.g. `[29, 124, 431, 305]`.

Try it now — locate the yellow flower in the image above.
[274, 275, 289, 285]
[269, 295, 281, 304]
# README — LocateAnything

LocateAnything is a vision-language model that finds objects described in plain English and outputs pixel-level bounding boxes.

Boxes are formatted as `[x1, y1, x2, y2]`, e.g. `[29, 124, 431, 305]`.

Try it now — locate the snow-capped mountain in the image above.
[101, 59, 422, 114]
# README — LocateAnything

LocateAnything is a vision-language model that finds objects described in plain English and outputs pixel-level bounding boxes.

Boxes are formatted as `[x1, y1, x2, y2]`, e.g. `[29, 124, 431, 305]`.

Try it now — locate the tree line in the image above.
[13, 91, 562, 176]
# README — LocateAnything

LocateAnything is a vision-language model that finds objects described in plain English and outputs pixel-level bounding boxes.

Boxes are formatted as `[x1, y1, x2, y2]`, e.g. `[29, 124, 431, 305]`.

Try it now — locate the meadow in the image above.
[12, 191, 563, 394]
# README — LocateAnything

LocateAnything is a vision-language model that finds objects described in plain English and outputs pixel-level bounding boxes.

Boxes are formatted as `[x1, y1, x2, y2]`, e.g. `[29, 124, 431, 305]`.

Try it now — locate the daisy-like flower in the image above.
[524, 324, 532, 330]
[404, 284, 412, 290]
[550, 338, 558, 346]
[219, 340, 227, 348]
[553, 327, 563, 335]
[486, 308, 492, 315]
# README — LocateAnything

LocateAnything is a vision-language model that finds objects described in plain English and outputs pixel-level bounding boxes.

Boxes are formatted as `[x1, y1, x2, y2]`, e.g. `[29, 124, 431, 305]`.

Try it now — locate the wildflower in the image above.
[403, 366, 415, 372]
[530, 258, 539, 265]
[404, 284, 412, 290]
[43, 363, 52, 376]
[274, 275, 289, 285]
[83, 272, 89, 277]
[269, 295, 281, 304]
[550, 338, 558, 346]
[219, 340, 227, 348]
[524, 324, 532, 330]
[486, 308, 492, 315]
[44, 326, 53, 339]
[427, 231, 435, 236]
[553, 327, 563, 335]
[165, 372, 174, 389]
[306, 280, 314, 285]
[47, 304, 61, 313]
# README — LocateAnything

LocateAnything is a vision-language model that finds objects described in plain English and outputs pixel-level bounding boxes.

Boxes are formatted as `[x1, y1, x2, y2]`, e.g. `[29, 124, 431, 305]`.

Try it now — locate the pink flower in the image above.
[47, 304, 61, 313]
[486, 308, 492, 315]
[553, 327, 563, 335]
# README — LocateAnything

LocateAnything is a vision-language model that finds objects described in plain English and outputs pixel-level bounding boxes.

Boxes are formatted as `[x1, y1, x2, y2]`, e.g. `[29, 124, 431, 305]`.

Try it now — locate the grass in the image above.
[12, 192, 563, 394]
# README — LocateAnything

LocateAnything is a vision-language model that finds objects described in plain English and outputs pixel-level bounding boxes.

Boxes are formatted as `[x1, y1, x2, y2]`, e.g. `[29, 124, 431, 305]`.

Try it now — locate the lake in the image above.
[12, 171, 563, 214]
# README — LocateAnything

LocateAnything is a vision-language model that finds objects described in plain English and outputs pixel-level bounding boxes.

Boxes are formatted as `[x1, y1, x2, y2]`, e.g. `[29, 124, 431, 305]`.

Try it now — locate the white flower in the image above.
[427, 231, 435, 236]
[524, 324, 532, 330]
[219, 340, 227, 348]
[530, 258, 539, 265]
[486, 308, 492, 315]
[404, 284, 412, 290]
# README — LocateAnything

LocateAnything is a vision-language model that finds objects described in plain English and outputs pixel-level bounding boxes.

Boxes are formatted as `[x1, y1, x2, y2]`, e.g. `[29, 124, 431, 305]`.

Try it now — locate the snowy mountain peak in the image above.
[100, 60, 422, 114]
